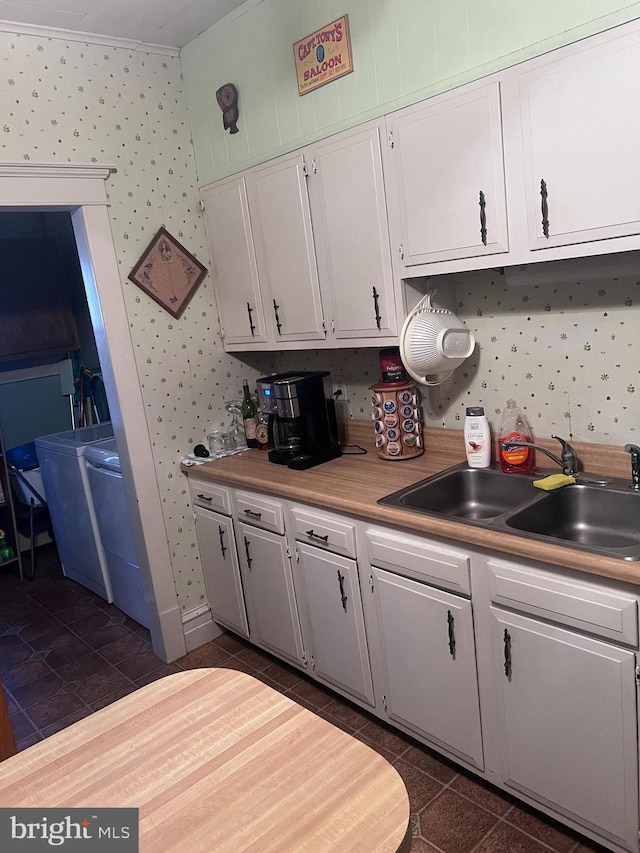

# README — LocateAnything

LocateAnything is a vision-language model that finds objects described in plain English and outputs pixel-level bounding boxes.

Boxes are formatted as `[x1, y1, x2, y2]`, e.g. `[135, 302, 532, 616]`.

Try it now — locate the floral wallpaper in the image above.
[0, 30, 261, 614]
[250, 265, 639, 452]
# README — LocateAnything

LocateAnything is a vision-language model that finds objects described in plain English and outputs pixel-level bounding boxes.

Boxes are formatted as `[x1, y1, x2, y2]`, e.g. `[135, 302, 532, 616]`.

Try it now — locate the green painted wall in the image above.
[181, 0, 640, 185]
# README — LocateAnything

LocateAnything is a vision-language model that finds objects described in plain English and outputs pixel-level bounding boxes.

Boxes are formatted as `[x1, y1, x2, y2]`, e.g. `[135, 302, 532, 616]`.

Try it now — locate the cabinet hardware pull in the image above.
[447, 610, 456, 658]
[540, 178, 549, 238]
[246, 302, 256, 337]
[503, 628, 512, 678]
[337, 570, 348, 612]
[244, 509, 262, 520]
[306, 529, 329, 543]
[244, 536, 252, 570]
[273, 298, 282, 335]
[372, 286, 382, 330]
[196, 494, 212, 502]
[479, 190, 487, 246]
[218, 526, 227, 558]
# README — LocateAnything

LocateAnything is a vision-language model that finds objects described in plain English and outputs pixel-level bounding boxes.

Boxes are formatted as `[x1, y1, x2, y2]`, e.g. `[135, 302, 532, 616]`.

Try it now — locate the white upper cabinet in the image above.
[516, 27, 640, 251]
[386, 81, 509, 267]
[247, 151, 326, 343]
[200, 175, 267, 347]
[311, 121, 398, 341]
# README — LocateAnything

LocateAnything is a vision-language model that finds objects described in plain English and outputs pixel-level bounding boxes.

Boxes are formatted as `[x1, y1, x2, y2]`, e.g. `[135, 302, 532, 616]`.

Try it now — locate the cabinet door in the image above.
[296, 543, 374, 705]
[387, 82, 508, 266]
[312, 122, 397, 340]
[194, 506, 248, 638]
[519, 28, 640, 250]
[236, 521, 305, 667]
[200, 175, 267, 346]
[0, 239, 78, 362]
[372, 567, 483, 769]
[247, 152, 326, 342]
[491, 608, 638, 851]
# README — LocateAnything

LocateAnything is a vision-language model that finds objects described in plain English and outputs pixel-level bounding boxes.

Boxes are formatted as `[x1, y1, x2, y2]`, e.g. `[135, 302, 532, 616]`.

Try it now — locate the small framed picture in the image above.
[128, 227, 208, 319]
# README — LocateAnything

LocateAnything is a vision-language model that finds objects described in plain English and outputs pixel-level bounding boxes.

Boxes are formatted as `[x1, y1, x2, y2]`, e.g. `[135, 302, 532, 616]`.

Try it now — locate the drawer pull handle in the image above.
[306, 529, 329, 544]
[479, 190, 487, 246]
[244, 536, 252, 571]
[337, 570, 348, 612]
[197, 494, 213, 502]
[244, 509, 262, 520]
[503, 628, 512, 678]
[447, 610, 456, 658]
[540, 178, 549, 238]
[218, 526, 227, 559]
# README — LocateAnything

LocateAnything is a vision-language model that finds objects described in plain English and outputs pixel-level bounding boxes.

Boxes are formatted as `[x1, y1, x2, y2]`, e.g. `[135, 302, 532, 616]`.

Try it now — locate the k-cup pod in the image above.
[387, 441, 401, 456]
[372, 406, 383, 420]
[398, 390, 413, 405]
[384, 413, 398, 427]
[383, 399, 397, 413]
[374, 420, 384, 434]
[375, 433, 386, 448]
[402, 418, 416, 433]
[386, 427, 399, 442]
[403, 433, 416, 447]
[400, 404, 413, 418]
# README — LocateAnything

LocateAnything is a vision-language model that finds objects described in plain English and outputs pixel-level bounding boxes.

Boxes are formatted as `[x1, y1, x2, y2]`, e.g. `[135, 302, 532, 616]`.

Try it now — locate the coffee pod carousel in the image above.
[370, 381, 424, 461]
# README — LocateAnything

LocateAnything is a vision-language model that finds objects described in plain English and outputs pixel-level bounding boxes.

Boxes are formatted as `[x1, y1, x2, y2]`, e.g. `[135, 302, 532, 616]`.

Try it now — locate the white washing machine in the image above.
[35, 422, 114, 600]
[84, 438, 149, 628]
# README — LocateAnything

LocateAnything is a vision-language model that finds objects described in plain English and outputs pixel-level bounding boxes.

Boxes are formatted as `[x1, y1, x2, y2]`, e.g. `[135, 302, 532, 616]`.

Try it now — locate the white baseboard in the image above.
[181, 603, 224, 652]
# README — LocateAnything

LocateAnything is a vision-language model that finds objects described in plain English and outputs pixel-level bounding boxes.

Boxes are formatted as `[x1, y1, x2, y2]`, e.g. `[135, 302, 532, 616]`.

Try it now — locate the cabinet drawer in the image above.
[366, 528, 470, 596]
[189, 479, 232, 516]
[234, 490, 285, 534]
[487, 558, 638, 646]
[290, 505, 356, 558]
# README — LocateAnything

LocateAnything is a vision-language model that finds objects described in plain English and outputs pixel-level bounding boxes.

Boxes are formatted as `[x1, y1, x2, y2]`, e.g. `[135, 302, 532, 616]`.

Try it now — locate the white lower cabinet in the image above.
[194, 506, 249, 638]
[490, 607, 638, 852]
[236, 520, 306, 667]
[294, 542, 374, 706]
[190, 480, 248, 638]
[372, 567, 484, 769]
[482, 556, 640, 852]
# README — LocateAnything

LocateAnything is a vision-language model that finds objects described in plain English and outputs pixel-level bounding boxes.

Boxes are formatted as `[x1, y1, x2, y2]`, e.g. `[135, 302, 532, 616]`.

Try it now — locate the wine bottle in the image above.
[255, 393, 273, 451]
[241, 379, 258, 448]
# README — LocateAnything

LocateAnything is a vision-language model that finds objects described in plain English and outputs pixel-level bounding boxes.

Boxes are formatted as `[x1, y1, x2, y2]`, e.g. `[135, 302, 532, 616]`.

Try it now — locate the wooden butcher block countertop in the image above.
[184, 422, 640, 588]
[0, 669, 411, 853]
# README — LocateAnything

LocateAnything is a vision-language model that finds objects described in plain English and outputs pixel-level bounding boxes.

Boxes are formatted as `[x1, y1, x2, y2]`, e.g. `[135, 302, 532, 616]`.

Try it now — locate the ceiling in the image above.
[0, 0, 248, 50]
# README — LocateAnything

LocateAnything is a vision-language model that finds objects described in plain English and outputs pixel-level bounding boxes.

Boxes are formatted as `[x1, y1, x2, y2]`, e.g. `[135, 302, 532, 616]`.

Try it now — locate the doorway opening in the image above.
[0, 162, 185, 663]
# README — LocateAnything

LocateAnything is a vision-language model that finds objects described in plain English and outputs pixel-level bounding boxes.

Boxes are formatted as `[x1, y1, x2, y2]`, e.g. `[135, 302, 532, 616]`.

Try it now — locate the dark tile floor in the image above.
[0, 543, 608, 853]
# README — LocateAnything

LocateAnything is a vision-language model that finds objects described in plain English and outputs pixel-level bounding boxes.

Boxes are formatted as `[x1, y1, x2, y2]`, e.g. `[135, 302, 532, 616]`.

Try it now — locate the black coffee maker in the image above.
[256, 371, 341, 470]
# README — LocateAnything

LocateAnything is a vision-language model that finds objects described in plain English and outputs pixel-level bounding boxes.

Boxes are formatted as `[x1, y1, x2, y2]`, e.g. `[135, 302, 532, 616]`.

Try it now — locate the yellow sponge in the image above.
[533, 473, 576, 491]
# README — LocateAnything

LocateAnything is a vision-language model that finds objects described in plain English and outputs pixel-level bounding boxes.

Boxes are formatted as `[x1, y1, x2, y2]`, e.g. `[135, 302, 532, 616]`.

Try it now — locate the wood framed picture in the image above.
[128, 227, 208, 319]
[293, 15, 353, 96]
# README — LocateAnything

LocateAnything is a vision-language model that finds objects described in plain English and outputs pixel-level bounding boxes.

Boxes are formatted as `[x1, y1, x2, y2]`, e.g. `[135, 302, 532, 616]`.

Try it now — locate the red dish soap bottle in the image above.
[498, 399, 533, 474]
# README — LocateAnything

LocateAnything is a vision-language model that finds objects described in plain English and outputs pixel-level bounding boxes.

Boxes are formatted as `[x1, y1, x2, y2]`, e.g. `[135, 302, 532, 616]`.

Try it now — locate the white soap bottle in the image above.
[464, 406, 491, 468]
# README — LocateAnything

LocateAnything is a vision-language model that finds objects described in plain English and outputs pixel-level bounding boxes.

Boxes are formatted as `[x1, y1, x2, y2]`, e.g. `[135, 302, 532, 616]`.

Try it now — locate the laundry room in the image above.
[0, 210, 147, 628]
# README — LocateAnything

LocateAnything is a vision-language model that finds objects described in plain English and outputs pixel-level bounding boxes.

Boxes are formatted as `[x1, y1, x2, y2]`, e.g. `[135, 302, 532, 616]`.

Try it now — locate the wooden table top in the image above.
[0, 669, 411, 853]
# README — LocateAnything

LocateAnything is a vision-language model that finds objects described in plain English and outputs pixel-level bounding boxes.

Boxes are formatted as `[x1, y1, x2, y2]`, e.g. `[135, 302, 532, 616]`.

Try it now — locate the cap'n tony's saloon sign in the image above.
[293, 15, 353, 96]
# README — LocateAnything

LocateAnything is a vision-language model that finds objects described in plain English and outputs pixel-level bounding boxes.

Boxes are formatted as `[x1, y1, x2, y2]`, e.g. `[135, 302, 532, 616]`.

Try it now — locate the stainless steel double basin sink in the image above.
[379, 463, 640, 561]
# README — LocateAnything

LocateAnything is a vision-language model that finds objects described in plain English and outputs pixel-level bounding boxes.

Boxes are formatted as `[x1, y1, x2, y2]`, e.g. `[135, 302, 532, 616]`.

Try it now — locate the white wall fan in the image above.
[399, 290, 475, 386]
